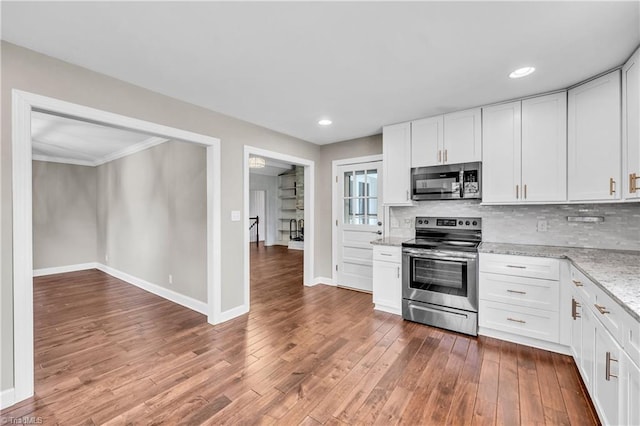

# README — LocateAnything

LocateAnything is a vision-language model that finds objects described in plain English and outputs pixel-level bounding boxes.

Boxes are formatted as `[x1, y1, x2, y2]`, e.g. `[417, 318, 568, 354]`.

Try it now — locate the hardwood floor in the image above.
[2, 243, 598, 425]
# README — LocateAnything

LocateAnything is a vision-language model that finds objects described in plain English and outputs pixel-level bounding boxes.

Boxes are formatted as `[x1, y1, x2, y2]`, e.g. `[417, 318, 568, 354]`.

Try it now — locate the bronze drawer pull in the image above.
[594, 304, 610, 315]
[507, 289, 527, 295]
[572, 279, 583, 287]
[506, 265, 526, 269]
[571, 298, 581, 320]
[507, 317, 526, 324]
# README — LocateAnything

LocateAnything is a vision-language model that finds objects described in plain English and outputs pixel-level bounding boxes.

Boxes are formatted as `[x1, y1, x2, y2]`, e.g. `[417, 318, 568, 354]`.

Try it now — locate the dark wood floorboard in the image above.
[1, 243, 598, 425]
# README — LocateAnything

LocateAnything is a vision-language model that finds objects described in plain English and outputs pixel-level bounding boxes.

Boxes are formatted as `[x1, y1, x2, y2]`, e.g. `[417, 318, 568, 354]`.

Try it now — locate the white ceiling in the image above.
[31, 111, 167, 167]
[3, 2, 639, 145]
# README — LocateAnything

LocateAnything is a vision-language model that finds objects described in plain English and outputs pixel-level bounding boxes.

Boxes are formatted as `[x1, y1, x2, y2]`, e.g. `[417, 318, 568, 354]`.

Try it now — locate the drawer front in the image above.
[480, 253, 560, 280]
[569, 265, 595, 303]
[590, 284, 625, 344]
[622, 313, 640, 367]
[480, 272, 559, 312]
[479, 300, 560, 343]
[373, 246, 402, 263]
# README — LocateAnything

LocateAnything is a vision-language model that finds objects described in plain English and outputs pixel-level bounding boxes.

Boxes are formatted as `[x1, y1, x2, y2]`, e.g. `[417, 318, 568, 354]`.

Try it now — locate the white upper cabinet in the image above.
[483, 93, 567, 204]
[411, 116, 443, 168]
[521, 92, 567, 202]
[443, 108, 482, 164]
[482, 101, 522, 203]
[623, 47, 640, 200]
[382, 122, 413, 205]
[410, 108, 481, 168]
[568, 70, 622, 201]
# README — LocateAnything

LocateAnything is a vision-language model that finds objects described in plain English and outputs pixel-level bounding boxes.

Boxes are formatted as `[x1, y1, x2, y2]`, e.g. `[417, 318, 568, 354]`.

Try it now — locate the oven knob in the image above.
[425, 220, 428, 224]
[472, 220, 478, 226]
[458, 220, 463, 225]
[418, 219, 423, 224]
[465, 221, 470, 225]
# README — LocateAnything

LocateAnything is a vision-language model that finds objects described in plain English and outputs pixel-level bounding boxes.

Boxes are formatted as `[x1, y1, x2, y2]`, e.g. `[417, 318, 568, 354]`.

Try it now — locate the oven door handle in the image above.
[403, 250, 477, 263]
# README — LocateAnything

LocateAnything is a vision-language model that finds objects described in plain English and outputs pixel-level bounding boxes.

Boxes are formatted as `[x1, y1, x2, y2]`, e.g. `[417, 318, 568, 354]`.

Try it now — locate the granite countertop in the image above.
[371, 237, 409, 247]
[479, 242, 640, 322]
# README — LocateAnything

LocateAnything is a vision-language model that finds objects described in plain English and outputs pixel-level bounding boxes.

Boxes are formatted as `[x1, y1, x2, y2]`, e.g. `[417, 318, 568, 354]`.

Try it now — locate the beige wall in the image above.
[315, 135, 383, 278]
[97, 141, 208, 302]
[32, 161, 98, 269]
[1, 42, 321, 391]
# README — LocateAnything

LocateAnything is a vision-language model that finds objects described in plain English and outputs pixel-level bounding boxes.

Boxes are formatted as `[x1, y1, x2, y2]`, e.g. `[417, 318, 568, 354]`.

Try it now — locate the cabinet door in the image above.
[411, 116, 443, 168]
[623, 47, 640, 199]
[382, 122, 412, 205]
[620, 351, 640, 426]
[482, 101, 522, 203]
[593, 322, 621, 426]
[582, 303, 596, 393]
[372, 260, 401, 315]
[443, 107, 482, 164]
[570, 294, 584, 366]
[521, 92, 567, 202]
[568, 70, 621, 201]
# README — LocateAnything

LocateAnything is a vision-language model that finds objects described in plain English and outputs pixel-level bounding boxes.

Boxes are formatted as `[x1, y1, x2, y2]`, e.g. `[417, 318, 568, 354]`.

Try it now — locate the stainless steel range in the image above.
[402, 217, 481, 336]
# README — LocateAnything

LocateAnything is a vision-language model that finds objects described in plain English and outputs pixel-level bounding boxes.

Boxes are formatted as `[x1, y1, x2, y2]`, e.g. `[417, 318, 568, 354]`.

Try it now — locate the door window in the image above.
[343, 169, 378, 225]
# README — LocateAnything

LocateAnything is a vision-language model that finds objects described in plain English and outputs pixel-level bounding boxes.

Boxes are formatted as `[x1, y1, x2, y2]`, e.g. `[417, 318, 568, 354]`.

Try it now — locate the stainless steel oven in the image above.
[402, 217, 481, 336]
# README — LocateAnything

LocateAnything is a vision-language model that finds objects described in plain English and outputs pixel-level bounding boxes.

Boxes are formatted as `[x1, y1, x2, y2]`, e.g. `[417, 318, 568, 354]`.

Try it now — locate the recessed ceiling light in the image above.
[509, 67, 536, 79]
[318, 119, 332, 126]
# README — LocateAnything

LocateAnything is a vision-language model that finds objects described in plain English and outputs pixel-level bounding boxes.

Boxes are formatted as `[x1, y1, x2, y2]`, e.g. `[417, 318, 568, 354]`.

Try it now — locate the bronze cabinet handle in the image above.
[630, 173, 639, 193]
[594, 304, 610, 315]
[507, 289, 526, 295]
[524, 184, 527, 199]
[516, 185, 519, 199]
[507, 317, 526, 324]
[610, 177, 616, 195]
[572, 279, 583, 287]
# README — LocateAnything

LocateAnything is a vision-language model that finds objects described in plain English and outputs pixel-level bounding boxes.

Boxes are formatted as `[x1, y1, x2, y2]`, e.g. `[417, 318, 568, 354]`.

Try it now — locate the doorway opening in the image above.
[11, 90, 221, 404]
[243, 146, 315, 312]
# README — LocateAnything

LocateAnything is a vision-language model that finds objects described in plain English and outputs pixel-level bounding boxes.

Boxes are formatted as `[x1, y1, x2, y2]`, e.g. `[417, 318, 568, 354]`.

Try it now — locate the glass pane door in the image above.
[343, 169, 379, 225]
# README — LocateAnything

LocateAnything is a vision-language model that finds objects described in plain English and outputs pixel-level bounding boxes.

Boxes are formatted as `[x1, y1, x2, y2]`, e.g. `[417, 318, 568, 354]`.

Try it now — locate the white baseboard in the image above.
[374, 304, 402, 316]
[33, 262, 98, 277]
[217, 304, 249, 323]
[308, 276, 335, 286]
[478, 327, 572, 355]
[96, 264, 208, 315]
[1, 387, 15, 410]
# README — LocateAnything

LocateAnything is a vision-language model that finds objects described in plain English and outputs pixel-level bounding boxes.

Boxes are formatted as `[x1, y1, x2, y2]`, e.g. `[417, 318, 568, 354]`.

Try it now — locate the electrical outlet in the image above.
[404, 218, 412, 225]
[537, 220, 548, 232]
[169, 274, 173, 284]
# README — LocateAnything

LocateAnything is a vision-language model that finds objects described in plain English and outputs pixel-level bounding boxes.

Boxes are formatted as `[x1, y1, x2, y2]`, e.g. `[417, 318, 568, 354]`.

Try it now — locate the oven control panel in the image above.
[415, 216, 481, 230]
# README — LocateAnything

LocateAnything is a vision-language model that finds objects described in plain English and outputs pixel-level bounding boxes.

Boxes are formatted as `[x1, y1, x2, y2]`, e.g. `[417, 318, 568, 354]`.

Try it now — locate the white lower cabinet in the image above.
[567, 263, 640, 425]
[479, 253, 561, 347]
[372, 246, 402, 315]
[620, 350, 640, 425]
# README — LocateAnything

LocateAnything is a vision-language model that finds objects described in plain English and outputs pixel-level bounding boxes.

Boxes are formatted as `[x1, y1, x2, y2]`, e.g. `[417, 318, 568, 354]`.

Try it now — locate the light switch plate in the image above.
[231, 210, 241, 221]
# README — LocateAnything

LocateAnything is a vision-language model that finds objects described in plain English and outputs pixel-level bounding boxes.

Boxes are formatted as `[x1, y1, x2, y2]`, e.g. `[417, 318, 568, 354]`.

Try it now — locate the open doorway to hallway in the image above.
[243, 146, 315, 314]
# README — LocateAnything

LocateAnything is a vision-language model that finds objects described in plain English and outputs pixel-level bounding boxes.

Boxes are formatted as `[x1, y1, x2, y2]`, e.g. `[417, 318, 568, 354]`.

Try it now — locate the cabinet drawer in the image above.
[479, 300, 560, 343]
[622, 313, 640, 367]
[373, 246, 402, 263]
[589, 284, 625, 344]
[480, 272, 559, 312]
[480, 253, 560, 280]
[569, 265, 595, 303]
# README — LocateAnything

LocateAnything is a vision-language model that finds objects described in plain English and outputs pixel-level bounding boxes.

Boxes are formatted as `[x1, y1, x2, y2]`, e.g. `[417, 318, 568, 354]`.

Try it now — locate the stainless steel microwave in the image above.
[411, 162, 482, 201]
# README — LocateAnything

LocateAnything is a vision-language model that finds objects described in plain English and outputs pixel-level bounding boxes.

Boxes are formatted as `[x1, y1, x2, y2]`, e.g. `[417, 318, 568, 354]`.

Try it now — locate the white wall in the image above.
[249, 174, 278, 246]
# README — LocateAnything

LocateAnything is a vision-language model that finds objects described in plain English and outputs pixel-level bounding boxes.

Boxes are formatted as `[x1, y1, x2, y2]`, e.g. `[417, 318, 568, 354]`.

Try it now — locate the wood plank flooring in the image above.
[2, 243, 599, 425]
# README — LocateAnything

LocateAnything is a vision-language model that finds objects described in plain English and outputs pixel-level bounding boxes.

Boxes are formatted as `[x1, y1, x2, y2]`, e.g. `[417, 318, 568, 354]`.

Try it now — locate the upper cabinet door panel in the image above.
[623, 48, 640, 199]
[444, 107, 482, 164]
[568, 70, 621, 201]
[482, 101, 522, 203]
[521, 92, 568, 202]
[411, 116, 443, 168]
[382, 122, 412, 205]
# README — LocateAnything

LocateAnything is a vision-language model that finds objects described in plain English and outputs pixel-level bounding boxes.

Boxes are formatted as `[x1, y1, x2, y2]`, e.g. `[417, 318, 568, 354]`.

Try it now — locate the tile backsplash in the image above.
[389, 201, 640, 251]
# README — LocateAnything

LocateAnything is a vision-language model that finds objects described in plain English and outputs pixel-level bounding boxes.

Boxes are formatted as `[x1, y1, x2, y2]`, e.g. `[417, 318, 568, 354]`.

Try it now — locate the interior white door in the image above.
[336, 161, 383, 292]
[249, 190, 266, 242]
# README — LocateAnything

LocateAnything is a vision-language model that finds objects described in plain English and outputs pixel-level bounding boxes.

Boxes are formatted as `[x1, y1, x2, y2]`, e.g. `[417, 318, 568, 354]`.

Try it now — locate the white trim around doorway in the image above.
[243, 146, 315, 315]
[331, 154, 383, 286]
[11, 89, 222, 404]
